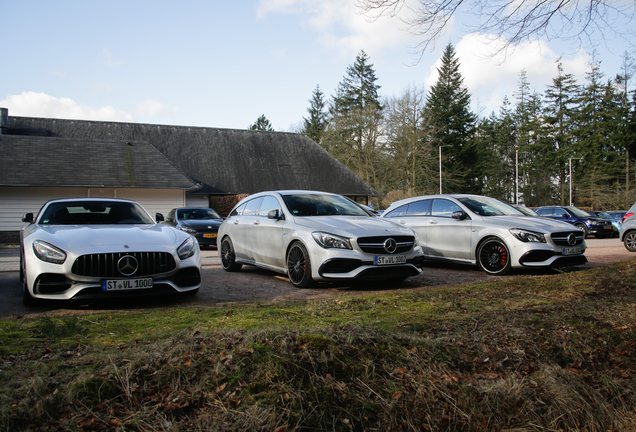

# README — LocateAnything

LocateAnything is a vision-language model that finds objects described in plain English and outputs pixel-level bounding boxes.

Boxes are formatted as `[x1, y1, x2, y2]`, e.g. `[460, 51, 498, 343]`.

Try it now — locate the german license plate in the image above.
[102, 278, 153, 291]
[603, 226, 612, 230]
[203, 233, 217, 238]
[563, 247, 583, 256]
[374, 255, 406, 265]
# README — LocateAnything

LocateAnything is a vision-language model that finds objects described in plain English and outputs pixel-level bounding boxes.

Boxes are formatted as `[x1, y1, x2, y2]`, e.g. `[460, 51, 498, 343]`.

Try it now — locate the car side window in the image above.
[406, 199, 431, 216]
[230, 202, 247, 217]
[242, 198, 263, 216]
[537, 208, 552, 216]
[384, 204, 409, 218]
[431, 199, 462, 218]
[258, 196, 281, 216]
[556, 209, 569, 217]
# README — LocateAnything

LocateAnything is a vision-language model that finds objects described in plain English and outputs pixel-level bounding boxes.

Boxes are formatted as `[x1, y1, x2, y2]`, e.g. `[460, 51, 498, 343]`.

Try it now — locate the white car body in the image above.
[382, 194, 587, 275]
[20, 198, 201, 305]
[217, 190, 425, 287]
[620, 215, 636, 252]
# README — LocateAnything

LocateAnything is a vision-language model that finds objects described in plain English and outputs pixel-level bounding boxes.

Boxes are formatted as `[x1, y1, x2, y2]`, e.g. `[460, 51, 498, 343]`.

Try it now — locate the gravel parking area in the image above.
[0, 238, 632, 317]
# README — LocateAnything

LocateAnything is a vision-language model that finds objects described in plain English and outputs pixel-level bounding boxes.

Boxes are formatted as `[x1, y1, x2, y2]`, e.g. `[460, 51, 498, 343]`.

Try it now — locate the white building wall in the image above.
[185, 194, 209, 208]
[0, 187, 186, 232]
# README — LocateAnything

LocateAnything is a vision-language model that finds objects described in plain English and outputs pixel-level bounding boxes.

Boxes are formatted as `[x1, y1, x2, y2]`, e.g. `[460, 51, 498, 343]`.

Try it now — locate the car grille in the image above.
[551, 231, 585, 247]
[72, 252, 176, 277]
[356, 235, 415, 254]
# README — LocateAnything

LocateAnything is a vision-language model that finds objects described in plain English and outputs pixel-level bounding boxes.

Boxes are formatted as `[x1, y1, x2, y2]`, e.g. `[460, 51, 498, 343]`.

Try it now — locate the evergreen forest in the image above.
[301, 45, 636, 210]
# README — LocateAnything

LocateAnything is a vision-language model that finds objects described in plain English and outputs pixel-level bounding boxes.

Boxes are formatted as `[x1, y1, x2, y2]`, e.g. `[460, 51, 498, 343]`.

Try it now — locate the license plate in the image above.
[563, 247, 583, 256]
[603, 226, 612, 230]
[102, 278, 153, 291]
[374, 255, 406, 265]
[203, 233, 217, 238]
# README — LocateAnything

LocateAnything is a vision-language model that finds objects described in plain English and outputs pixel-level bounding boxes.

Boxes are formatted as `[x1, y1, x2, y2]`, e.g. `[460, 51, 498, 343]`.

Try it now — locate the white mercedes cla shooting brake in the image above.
[218, 191, 425, 287]
[382, 194, 587, 275]
[20, 198, 202, 305]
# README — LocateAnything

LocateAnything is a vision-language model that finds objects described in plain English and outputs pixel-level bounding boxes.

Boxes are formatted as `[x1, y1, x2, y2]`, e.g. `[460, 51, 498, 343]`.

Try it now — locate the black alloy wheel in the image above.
[477, 238, 512, 275]
[624, 231, 636, 252]
[286, 242, 315, 288]
[220, 237, 242, 272]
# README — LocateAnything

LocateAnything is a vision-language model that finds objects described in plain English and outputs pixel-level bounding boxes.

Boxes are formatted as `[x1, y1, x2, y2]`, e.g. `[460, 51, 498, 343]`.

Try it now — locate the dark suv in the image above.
[534, 206, 614, 238]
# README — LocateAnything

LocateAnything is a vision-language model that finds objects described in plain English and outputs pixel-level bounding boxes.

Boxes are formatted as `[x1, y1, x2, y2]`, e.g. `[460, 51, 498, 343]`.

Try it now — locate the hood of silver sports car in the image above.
[479, 215, 579, 232]
[293, 216, 414, 237]
[39, 224, 180, 249]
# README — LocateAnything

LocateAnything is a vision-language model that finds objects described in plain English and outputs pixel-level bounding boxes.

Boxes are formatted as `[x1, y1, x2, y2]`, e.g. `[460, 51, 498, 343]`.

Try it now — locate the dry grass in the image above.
[1, 260, 636, 431]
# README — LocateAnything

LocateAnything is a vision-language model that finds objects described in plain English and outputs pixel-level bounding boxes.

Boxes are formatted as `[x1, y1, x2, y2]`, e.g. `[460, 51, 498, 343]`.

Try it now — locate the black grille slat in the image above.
[72, 252, 176, 277]
[551, 231, 585, 247]
[357, 235, 415, 254]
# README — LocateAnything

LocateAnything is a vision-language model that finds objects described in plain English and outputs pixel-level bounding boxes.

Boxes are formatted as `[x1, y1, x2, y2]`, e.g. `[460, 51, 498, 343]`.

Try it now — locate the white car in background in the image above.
[20, 198, 201, 305]
[218, 190, 425, 287]
[382, 194, 587, 275]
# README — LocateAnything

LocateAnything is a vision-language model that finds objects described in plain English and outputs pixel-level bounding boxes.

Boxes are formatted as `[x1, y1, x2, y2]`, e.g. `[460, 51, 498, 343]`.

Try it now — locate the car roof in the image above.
[43, 197, 138, 205]
[386, 194, 490, 210]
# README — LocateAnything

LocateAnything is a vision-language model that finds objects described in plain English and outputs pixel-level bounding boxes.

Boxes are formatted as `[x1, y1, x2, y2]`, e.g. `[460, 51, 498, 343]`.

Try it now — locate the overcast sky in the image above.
[1, 1, 633, 131]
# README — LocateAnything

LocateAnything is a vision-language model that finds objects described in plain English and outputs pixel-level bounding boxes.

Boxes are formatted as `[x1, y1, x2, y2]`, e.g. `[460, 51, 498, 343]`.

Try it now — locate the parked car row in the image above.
[26, 192, 631, 306]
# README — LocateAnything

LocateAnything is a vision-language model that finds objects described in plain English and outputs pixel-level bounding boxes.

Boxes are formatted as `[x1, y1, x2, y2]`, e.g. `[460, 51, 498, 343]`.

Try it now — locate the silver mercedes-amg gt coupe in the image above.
[218, 190, 425, 287]
[20, 198, 201, 305]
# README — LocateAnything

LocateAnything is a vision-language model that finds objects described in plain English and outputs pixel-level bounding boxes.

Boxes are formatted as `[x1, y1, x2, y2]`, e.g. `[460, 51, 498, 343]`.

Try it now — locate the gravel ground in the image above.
[0, 238, 632, 317]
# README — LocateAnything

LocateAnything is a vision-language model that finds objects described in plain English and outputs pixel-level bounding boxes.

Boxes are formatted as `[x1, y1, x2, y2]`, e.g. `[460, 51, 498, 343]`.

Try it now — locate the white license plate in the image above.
[563, 247, 583, 256]
[102, 278, 153, 291]
[374, 255, 406, 265]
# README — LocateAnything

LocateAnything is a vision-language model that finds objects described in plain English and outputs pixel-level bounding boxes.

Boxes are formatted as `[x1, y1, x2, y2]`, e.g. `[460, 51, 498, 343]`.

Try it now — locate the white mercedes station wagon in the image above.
[20, 198, 202, 305]
[218, 191, 425, 287]
[382, 194, 588, 275]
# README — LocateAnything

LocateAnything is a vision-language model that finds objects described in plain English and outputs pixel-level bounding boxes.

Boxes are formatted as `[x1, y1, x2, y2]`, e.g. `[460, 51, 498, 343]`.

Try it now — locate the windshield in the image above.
[39, 201, 155, 225]
[281, 193, 369, 217]
[457, 196, 523, 216]
[177, 208, 221, 220]
[567, 206, 593, 217]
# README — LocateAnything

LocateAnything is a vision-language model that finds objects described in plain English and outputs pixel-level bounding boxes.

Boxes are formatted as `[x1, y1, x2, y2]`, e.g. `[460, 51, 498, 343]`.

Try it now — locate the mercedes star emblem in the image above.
[117, 255, 139, 276]
[383, 238, 398, 254]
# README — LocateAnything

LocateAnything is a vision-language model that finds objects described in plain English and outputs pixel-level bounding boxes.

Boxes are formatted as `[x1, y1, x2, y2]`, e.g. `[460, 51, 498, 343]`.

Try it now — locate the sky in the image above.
[1, 1, 634, 132]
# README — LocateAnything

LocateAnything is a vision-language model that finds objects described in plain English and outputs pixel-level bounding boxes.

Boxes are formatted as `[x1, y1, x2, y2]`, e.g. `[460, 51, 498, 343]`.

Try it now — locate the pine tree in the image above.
[331, 50, 382, 116]
[249, 115, 274, 131]
[302, 85, 328, 143]
[425, 43, 478, 193]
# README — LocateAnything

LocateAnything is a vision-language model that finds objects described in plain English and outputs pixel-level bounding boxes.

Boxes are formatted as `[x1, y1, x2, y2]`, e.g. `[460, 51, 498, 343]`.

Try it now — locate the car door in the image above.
[249, 195, 287, 270]
[384, 199, 430, 254]
[425, 199, 473, 261]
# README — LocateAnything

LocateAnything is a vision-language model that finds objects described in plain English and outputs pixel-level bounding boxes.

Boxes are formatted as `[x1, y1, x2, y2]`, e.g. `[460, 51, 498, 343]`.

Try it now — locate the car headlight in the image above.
[179, 225, 198, 234]
[509, 228, 546, 243]
[312, 232, 352, 249]
[33, 240, 67, 264]
[177, 236, 196, 260]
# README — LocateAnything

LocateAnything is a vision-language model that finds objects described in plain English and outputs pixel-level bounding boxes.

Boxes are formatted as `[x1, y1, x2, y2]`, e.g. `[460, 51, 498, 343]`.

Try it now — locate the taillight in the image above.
[623, 213, 634, 222]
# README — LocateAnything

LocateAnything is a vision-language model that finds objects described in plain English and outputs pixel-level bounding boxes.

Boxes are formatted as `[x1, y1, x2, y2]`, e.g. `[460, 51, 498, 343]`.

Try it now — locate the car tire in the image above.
[286, 242, 316, 288]
[574, 223, 588, 238]
[220, 237, 242, 272]
[477, 237, 512, 276]
[624, 230, 636, 252]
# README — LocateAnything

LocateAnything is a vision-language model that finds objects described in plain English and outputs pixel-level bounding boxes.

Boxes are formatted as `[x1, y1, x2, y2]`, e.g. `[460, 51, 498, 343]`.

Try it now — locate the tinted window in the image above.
[282, 193, 368, 217]
[384, 204, 409, 218]
[406, 200, 431, 216]
[431, 199, 462, 218]
[537, 208, 552, 216]
[242, 198, 263, 216]
[39, 201, 154, 225]
[177, 208, 221, 220]
[556, 208, 570, 217]
[258, 196, 281, 216]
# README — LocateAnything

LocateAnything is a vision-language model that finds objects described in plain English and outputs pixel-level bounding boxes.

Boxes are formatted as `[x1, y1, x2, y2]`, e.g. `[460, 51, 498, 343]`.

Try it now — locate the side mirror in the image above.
[268, 209, 284, 220]
[165, 216, 174, 223]
[155, 213, 165, 222]
[562, 213, 570, 218]
[22, 213, 34, 223]
[452, 210, 469, 220]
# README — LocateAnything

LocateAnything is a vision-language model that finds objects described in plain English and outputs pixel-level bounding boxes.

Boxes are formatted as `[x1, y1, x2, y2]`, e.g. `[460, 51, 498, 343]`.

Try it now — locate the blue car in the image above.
[588, 211, 620, 238]
[534, 206, 614, 238]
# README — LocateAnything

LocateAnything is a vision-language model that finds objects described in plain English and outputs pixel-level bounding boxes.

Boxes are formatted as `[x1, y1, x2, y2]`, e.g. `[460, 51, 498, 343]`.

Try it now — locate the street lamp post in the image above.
[568, 157, 582, 206]
[439, 145, 449, 194]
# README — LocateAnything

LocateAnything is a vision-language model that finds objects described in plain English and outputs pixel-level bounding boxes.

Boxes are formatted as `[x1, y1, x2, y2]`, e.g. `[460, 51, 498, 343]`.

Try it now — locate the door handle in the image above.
[233, 219, 239, 224]
[398, 220, 406, 224]
[253, 220, 260, 225]
[428, 220, 438, 225]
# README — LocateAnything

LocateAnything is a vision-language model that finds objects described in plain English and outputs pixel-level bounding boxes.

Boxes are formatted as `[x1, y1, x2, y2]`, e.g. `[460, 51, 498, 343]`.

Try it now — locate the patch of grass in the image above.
[1, 260, 636, 430]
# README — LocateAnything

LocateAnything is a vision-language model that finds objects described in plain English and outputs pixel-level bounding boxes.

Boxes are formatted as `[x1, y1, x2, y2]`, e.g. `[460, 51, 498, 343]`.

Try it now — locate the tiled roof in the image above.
[7, 117, 378, 196]
[0, 135, 196, 189]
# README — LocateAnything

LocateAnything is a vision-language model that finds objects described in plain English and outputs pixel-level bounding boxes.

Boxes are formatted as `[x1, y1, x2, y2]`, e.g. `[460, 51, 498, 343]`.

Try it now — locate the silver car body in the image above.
[381, 194, 588, 274]
[217, 190, 425, 286]
[620, 215, 636, 252]
[20, 198, 201, 304]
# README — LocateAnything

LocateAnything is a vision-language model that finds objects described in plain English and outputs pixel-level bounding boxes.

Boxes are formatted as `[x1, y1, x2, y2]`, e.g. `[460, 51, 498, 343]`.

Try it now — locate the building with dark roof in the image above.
[0, 109, 378, 241]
